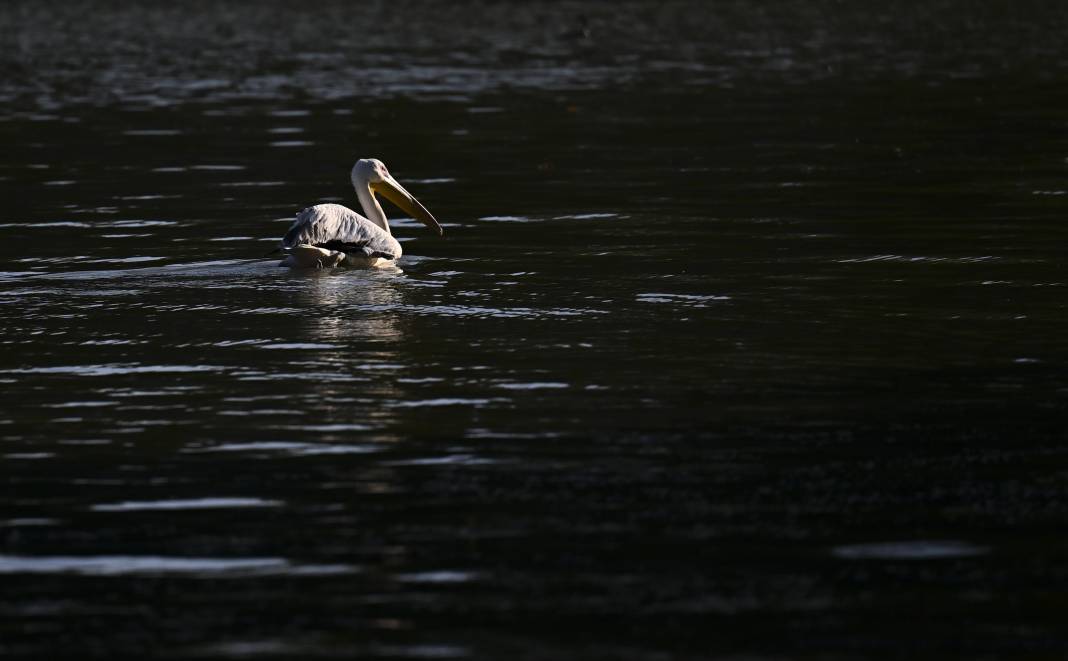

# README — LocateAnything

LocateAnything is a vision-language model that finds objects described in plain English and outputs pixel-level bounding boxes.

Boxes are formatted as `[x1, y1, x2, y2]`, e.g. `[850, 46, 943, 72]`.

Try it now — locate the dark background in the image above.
[2, 1, 1068, 658]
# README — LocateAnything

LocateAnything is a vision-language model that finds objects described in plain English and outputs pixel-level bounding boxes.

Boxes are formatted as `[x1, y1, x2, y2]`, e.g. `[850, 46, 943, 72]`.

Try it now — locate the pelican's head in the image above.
[351, 158, 443, 236]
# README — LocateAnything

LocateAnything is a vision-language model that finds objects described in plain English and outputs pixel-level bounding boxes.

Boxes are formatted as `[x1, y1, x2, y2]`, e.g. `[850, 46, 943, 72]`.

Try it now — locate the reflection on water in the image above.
[295, 269, 409, 436]
[303, 267, 407, 344]
[3, 0, 1068, 659]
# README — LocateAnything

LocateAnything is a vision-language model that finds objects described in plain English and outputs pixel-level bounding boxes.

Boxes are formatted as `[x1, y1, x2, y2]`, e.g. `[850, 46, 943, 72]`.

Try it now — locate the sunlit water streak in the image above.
[0, 555, 357, 576]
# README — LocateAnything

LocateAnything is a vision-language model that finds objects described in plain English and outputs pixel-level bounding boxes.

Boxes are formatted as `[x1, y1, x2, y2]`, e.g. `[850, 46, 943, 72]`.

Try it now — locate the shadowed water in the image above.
[2, 1, 1068, 659]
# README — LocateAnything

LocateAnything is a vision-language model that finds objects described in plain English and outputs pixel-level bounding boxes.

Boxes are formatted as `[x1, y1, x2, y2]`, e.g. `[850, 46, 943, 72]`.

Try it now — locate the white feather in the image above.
[279, 203, 402, 262]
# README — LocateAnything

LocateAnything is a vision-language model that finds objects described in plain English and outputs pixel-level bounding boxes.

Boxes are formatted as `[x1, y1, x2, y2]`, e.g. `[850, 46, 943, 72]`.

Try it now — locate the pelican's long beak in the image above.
[371, 175, 444, 236]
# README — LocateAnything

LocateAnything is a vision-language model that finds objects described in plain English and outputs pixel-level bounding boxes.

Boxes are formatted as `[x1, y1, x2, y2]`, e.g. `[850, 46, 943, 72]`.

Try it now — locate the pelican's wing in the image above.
[281, 203, 402, 260]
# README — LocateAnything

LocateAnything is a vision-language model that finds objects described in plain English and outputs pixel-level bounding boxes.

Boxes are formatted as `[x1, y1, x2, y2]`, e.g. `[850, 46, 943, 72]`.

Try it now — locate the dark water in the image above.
[3, 1, 1068, 658]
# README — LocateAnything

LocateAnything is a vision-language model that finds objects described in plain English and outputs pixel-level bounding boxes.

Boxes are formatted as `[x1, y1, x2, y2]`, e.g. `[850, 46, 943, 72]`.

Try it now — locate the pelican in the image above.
[277, 158, 443, 268]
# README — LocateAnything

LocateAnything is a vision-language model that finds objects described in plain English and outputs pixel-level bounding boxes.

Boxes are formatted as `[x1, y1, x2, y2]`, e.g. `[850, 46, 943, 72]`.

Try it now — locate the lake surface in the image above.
[2, 1, 1068, 658]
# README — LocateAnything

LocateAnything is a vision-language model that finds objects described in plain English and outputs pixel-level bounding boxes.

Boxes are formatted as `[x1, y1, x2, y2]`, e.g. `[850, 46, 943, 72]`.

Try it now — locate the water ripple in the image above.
[0, 555, 357, 577]
[91, 498, 282, 512]
[184, 441, 379, 456]
[3, 363, 226, 377]
[832, 540, 989, 560]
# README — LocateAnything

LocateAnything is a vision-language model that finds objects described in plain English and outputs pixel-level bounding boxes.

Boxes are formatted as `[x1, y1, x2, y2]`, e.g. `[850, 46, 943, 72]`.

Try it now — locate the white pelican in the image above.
[277, 158, 443, 268]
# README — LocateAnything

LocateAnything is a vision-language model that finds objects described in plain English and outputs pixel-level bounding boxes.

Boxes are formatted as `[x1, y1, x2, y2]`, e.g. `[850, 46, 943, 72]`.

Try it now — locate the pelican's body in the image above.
[281, 204, 400, 269]
[278, 158, 443, 269]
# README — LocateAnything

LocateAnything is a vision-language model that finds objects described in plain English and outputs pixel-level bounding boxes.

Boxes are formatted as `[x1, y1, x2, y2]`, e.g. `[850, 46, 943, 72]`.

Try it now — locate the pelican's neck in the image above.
[355, 182, 391, 234]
